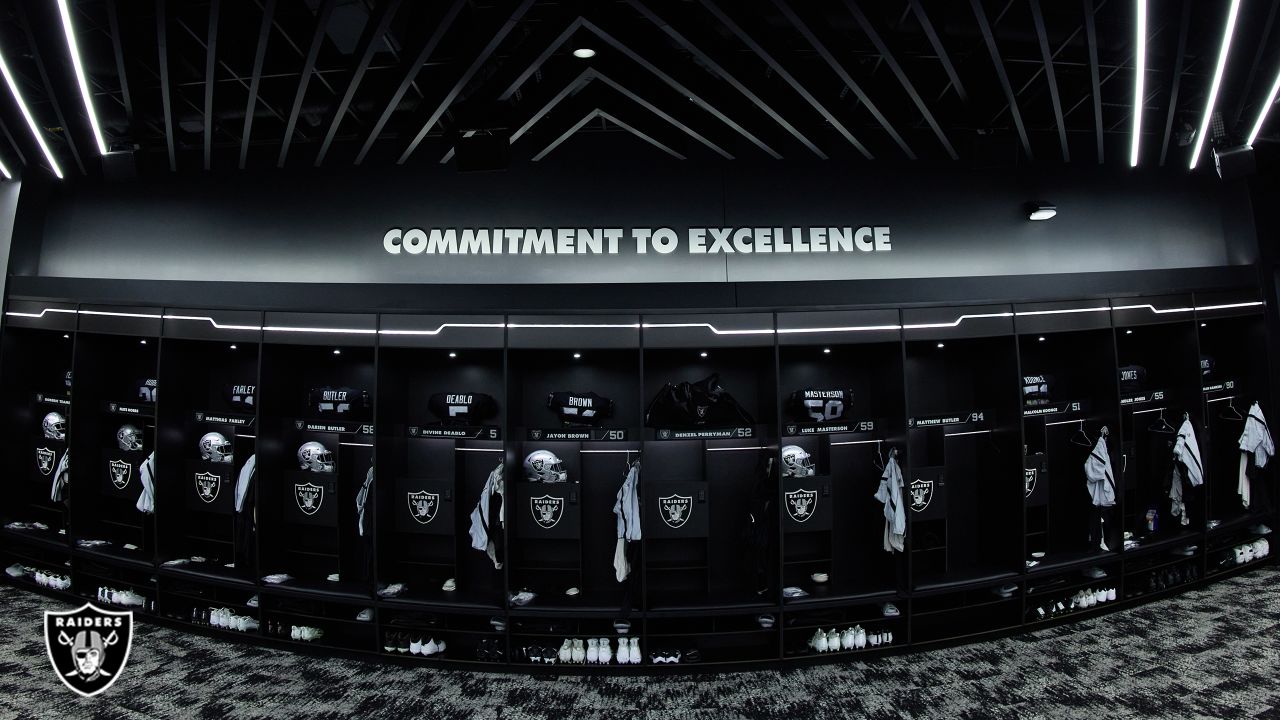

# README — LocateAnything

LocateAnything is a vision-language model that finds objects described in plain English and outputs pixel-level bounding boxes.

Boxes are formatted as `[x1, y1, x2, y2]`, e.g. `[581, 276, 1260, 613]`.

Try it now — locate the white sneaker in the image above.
[810, 629, 828, 652]
[855, 625, 867, 650]
[441, 578, 457, 592]
[628, 637, 641, 664]
[599, 638, 613, 664]
[616, 639, 629, 665]
[572, 639, 585, 664]
[1095, 589, 1107, 604]
[840, 628, 855, 650]
[291, 625, 300, 640]
[870, 632, 881, 647]
[559, 639, 572, 663]
[826, 629, 840, 652]
[885, 631, 893, 644]
[247, 594, 260, 608]
[410, 637, 423, 655]
[356, 608, 372, 621]
[1107, 587, 1117, 602]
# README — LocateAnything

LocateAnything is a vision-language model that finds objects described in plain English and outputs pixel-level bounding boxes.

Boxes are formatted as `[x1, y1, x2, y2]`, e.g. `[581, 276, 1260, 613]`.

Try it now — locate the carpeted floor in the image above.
[0, 566, 1277, 719]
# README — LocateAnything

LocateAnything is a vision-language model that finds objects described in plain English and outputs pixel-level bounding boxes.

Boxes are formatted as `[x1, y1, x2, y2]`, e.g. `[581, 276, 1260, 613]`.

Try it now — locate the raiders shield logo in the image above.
[36, 447, 56, 476]
[909, 478, 934, 512]
[45, 603, 132, 698]
[530, 429, 543, 440]
[108, 403, 117, 413]
[659, 494, 692, 529]
[530, 494, 563, 529]
[194, 412, 204, 422]
[786, 424, 798, 436]
[407, 491, 439, 525]
[295, 482, 324, 515]
[108, 460, 131, 490]
[1024, 468, 1038, 498]
[695, 406, 708, 419]
[408, 426, 419, 437]
[294, 420, 305, 430]
[194, 471, 220, 503]
[785, 489, 818, 522]
[658, 429, 672, 440]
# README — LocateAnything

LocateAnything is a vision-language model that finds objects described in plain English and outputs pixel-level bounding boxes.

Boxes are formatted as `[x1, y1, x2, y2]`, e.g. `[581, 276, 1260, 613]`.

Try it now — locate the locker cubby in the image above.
[258, 592, 377, 653]
[1017, 324, 1121, 566]
[156, 575, 261, 634]
[382, 609, 505, 663]
[69, 331, 160, 562]
[903, 319, 1021, 590]
[1114, 301, 1204, 550]
[258, 339, 375, 595]
[0, 324, 74, 542]
[155, 337, 259, 579]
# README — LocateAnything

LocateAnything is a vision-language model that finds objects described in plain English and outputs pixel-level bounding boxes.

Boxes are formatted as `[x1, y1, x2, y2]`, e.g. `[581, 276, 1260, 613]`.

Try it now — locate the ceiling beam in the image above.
[992, 0, 1106, 125]
[704, 0, 873, 159]
[354, 0, 467, 165]
[203, 0, 220, 170]
[496, 16, 583, 102]
[594, 109, 686, 160]
[1029, 0, 1069, 161]
[842, 0, 958, 159]
[531, 107, 601, 162]
[17, 2, 84, 175]
[909, 0, 967, 104]
[105, 0, 133, 138]
[1159, 0, 1192, 167]
[1083, 0, 1103, 163]
[397, 0, 536, 164]
[315, 0, 403, 166]
[970, 0, 1032, 159]
[0, 114, 27, 169]
[240, 0, 276, 169]
[156, 0, 175, 171]
[278, 0, 337, 168]
[626, 0, 824, 159]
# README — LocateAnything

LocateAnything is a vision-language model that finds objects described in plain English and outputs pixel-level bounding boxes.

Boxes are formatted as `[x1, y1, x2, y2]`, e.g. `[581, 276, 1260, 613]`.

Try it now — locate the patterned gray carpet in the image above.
[1, 566, 1278, 719]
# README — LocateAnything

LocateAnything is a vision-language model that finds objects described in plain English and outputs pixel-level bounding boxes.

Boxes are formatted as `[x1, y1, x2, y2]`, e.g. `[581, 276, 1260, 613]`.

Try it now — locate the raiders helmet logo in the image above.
[531, 458, 545, 473]
[530, 429, 543, 440]
[530, 494, 563, 529]
[659, 494, 693, 529]
[36, 447, 56, 476]
[45, 603, 132, 698]
[194, 471, 220, 503]
[909, 478, 934, 512]
[1024, 468, 1038, 498]
[108, 460, 131, 490]
[407, 490, 439, 525]
[785, 489, 818, 523]
[295, 482, 324, 515]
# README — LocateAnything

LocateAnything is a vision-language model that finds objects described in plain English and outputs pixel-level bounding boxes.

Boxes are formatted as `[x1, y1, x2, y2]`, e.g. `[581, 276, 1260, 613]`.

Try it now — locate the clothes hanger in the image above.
[1070, 420, 1093, 447]
[1148, 409, 1175, 434]
[1219, 398, 1244, 421]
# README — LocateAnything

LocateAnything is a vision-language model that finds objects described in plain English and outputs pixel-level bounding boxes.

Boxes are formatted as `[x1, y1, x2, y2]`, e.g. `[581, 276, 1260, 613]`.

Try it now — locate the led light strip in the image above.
[5, 301, 1265, 336]
[56, 0, 107, 155]
[1189, 0, 1243, 170]
[1130, 0, 1146, 167]
[0, 47, 63, 179]
[1246, 63, 1280, 146]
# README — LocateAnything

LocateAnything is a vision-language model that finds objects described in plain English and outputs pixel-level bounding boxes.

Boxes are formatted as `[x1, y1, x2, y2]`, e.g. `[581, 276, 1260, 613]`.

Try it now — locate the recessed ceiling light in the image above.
[139, 339, 147, 345]
[1125, 329, 1133, 335]
[572, 47, 596, 59]
[822, 348, 831, 354]
[699, 351, 708, 358]
[333, 349, 341, 355]
[1028, 202, 1057, 221]
[448, 351, 457, 358]
[573, 352, 581, 359]
[936, 342, 945, 349]
[1038, 336, 1046, 342]
[1200, 322, 1207, 327]
[229, 344, 237, 350]
[62, 334, 69, 339]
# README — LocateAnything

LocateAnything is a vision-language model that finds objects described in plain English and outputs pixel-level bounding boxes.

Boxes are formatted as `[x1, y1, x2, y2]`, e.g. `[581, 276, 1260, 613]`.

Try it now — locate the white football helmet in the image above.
[199, 431, 233, 463]
[524, 449, 567, 483]
[297, 441, 334, 473]
[116, 424, 143, 452]
[781, 445, 815, 478]
[42, 412, 66, 441]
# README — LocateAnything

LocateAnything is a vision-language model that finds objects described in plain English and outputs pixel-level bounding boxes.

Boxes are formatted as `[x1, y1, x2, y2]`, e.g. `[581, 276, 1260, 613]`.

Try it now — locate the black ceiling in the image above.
[0, 0, 1277, 179]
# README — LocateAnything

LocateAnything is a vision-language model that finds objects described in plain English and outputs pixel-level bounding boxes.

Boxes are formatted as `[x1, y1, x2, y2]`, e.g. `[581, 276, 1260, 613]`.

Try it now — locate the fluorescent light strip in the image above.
[1247, 64, 1280, 146]
[56, 0, 106, 155]
[0, 47, 64, 179]
[5, 300, 1266, 336]
[0, 157, 11, 181]
[1130, 0, 1146, 167]
[943, 429, 991, 437]
[1189, 0, 1242, 170]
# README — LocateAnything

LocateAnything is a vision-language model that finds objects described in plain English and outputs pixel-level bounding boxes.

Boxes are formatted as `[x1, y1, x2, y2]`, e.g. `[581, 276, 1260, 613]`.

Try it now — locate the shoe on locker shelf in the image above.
[615, 641, 629, 665]
[508, 590, 536, 607]
[384, 633, 397, 652]
[410, 637, 423, 656]
[247, 594, 260, 608]
[683, 649, 702, 663]
[628, 637, 641, 664]
[1082, 566, 1107, 579]
[756, 614, 775, 629]
[613, 619, 631, 635]
[441, 578, 456, 592]
[356, 608, 372, 622]
[855, 626, 867, 650]
[825, 629, 840, 652]
[1249, 523, 1272, 536]
[490, 616, 507, 632]
[881, 602, 900, 617]
[808, 629, 828, 653]
[782, 586, 809, 599]
[840, 628, 855, 650]
[598, 638, 612, 664]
